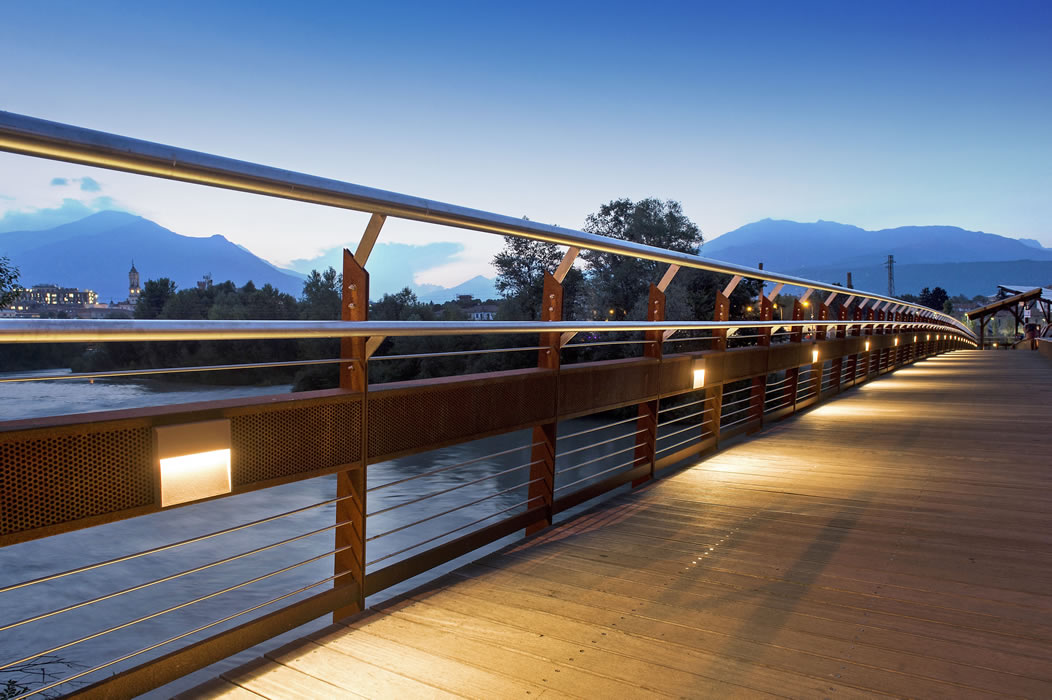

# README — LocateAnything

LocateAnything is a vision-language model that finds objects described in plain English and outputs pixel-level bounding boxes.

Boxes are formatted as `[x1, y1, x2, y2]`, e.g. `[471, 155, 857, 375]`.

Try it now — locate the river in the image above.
[0, 373, 649, 697]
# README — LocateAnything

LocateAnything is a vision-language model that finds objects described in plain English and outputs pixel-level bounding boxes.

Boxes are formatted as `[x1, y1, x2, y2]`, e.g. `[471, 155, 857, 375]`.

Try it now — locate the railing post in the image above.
[633, 284, 664, 485]
[813, 301, 829, 399]
[748, 294, 773, 430]
[527, 272, 562, 535]
[789, 298, 804, 410]
[831, 302, 848, 393]
[711, 283, 732, 442]
[848, 305, 863, 383]
[334, 248, 368, 621]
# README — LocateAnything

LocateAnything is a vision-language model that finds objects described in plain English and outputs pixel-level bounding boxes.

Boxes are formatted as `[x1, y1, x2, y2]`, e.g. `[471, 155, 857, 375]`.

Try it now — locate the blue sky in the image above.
[1, 0, 1050, 288]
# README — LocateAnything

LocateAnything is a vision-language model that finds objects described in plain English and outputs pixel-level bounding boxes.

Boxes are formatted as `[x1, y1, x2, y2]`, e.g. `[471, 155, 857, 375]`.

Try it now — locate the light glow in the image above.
[693, 368, 706, 389]
[155, 419, 233, 507]
[894, 337, 899, 346]
[864, 340, 870, 351]
[160, 449, 232, 507]
[812, 348, 819, 363]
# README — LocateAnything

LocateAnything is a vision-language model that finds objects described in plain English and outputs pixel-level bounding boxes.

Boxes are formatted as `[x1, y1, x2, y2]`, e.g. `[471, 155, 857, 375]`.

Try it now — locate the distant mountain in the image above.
[702, 219, 1052, 295]
[791, 260, 1052, 298]
[289, 241, 497, 302]
[1019, 238, 1048, 251]
[417, 275, 497, 303]
[0, 211, 305, 301]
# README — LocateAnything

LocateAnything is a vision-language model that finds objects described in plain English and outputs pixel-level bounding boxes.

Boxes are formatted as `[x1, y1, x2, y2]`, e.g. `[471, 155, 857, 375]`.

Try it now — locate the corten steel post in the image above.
[748, 295, 773, 429]
[527, 272, 562, 535]
[709, 289, 730, 444]
[712, 290, 730, 352]
[334, 248, 368, 621]
[788, 299, 804, 410]
[812, 302, 829, 399]
[848, 305, 863, 383]
[830, 302, 848, 394]
[633, 284, 663, 485]
[874, 308, 887, 373]
[863, 307, 875, 377]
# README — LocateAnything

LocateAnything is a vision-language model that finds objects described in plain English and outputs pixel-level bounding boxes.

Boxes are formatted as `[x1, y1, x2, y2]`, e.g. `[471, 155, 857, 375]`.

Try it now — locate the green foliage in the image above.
[493, 232, 586, 320]
[919, 286, 949, 311]
[134, 277, 177, 319]
[580, 198, 703, 320]
[0, 255, 19, 307]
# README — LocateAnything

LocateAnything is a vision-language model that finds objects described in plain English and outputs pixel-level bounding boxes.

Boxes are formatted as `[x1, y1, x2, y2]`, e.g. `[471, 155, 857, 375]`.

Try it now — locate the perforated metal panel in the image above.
[369, 373, 555, 461]
[231, 400, 362, 486]
[559, 362, 656, 417]
[0, 428, 153, 537]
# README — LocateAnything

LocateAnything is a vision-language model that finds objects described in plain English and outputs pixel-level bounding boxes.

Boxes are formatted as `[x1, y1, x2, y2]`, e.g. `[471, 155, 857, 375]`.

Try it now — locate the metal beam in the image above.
[353, 213, 386, 265]
[553, 246, 579, 283]
[0, 318, 960, 343]
[657, 264, 680, 292]
[0, 111, 971, 335]
[722, 274, 743, 298]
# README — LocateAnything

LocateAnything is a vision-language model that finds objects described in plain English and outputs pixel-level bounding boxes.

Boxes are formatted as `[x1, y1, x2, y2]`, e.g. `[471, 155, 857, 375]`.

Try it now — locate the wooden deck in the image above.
[188, 350, 1052, 699]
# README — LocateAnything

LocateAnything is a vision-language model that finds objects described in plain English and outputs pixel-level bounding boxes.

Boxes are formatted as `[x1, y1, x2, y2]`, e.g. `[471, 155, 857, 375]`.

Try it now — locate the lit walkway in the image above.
[189, 350, 1052, 698]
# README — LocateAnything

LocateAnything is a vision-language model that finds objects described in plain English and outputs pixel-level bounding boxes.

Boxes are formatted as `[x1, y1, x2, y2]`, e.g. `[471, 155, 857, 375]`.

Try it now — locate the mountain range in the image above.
[0, 211, 498, 303]
[3, 211, 1050, 303]
[702, 219, 1052, 296]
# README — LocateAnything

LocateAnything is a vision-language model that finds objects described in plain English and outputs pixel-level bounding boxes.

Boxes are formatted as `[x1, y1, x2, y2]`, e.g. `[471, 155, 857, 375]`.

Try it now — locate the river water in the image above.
[0, 373, 655, 697]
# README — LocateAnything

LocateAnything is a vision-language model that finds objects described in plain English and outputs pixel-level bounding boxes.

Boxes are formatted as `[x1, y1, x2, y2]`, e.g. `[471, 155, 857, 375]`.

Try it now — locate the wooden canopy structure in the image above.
[966, 287, 1049, 346]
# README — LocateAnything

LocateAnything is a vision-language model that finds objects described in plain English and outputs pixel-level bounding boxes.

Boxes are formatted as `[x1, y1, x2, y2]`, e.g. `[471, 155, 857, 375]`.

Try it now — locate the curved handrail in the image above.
[0, 110, 974, 338]
[0, 317, 969, 343]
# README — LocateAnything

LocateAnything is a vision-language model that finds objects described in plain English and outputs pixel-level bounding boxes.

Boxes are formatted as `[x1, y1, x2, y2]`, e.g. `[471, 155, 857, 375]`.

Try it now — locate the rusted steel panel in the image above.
[0, 389, 365, 545]
[368, 368, 556, 461]
[766, 343, 810, 373]
[557, 358, 660, 419]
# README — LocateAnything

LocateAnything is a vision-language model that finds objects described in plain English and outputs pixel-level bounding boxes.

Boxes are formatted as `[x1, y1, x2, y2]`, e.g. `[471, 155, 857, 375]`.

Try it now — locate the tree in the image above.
[300, 267, 342, 320]
[0, 255, 19, 307]
[134, 278, 177, 319]
[918, 286, 949, 311]
[580, 198, 702, 319]
[493, 219, 584, 320]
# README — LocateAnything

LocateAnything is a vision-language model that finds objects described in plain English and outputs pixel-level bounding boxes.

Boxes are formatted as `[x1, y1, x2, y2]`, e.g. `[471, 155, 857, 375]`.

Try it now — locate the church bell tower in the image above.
[128, 261, 141, 303]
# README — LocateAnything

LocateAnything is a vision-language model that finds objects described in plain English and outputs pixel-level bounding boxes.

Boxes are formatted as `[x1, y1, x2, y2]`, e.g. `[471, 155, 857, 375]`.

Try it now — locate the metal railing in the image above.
[0, 110, 977, 699]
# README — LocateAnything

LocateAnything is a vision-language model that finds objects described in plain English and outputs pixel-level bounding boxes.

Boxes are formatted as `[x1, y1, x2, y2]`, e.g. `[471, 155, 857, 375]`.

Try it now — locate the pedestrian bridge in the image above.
[2, 111, 1047, 698]
[186, 350, 1051, 699]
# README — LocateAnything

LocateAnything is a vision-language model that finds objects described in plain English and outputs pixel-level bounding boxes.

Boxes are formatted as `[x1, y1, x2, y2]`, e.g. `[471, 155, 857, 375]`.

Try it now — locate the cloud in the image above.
[79, 177, 101, 192]
[50, 177, 69, 186]
[0, 198, 126, 233]
[289, 241, 466, 296]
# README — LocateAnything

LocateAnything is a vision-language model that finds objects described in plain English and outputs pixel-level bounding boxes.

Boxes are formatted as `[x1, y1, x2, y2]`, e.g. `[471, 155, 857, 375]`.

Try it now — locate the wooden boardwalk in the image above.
[189, 350, 1052, 699]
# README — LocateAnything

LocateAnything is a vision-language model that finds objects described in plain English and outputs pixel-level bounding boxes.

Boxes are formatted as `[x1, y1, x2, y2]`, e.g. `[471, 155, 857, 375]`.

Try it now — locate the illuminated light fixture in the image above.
[693, 367, 706, 389]
[812, 348, 820, 363]
[864, 340, 871, 351]
[608, 308, 615, 315]
[155, 419, 232, 507]
[802, 301, 810, 307]
[746, 305, 753, 312]
[993, 342, 998, 347]
[914, 335, 917, 342]
[926, 334, 931, 341]
[894, 337, 899, 346]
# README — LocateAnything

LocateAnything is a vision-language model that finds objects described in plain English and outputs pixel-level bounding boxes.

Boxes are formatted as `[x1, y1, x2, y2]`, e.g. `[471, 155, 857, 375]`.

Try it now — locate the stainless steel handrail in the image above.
[0, 110, 973, 337]
[0, 317, 970, 343]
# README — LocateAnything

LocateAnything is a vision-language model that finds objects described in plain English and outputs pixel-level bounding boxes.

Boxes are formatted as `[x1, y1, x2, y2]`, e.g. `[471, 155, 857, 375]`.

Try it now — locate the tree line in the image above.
[0, 199, 972, 387]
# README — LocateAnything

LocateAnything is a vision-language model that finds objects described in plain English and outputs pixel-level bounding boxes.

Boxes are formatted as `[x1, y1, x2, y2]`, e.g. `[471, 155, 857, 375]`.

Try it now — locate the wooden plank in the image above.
[265, 637, 461, 699]
[223, 657, 365, 700]
[206, 351, 1052, 698]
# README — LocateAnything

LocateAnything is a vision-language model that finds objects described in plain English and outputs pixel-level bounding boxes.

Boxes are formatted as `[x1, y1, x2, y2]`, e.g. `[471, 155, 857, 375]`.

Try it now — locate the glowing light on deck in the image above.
[155, 419, 232, 507]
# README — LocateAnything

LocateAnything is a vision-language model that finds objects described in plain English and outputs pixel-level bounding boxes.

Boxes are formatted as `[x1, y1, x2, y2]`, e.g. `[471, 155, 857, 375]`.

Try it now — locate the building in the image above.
[128, 261, 141, 304]
[466, 304, 498, 320]
[5, 283, 99, 316]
